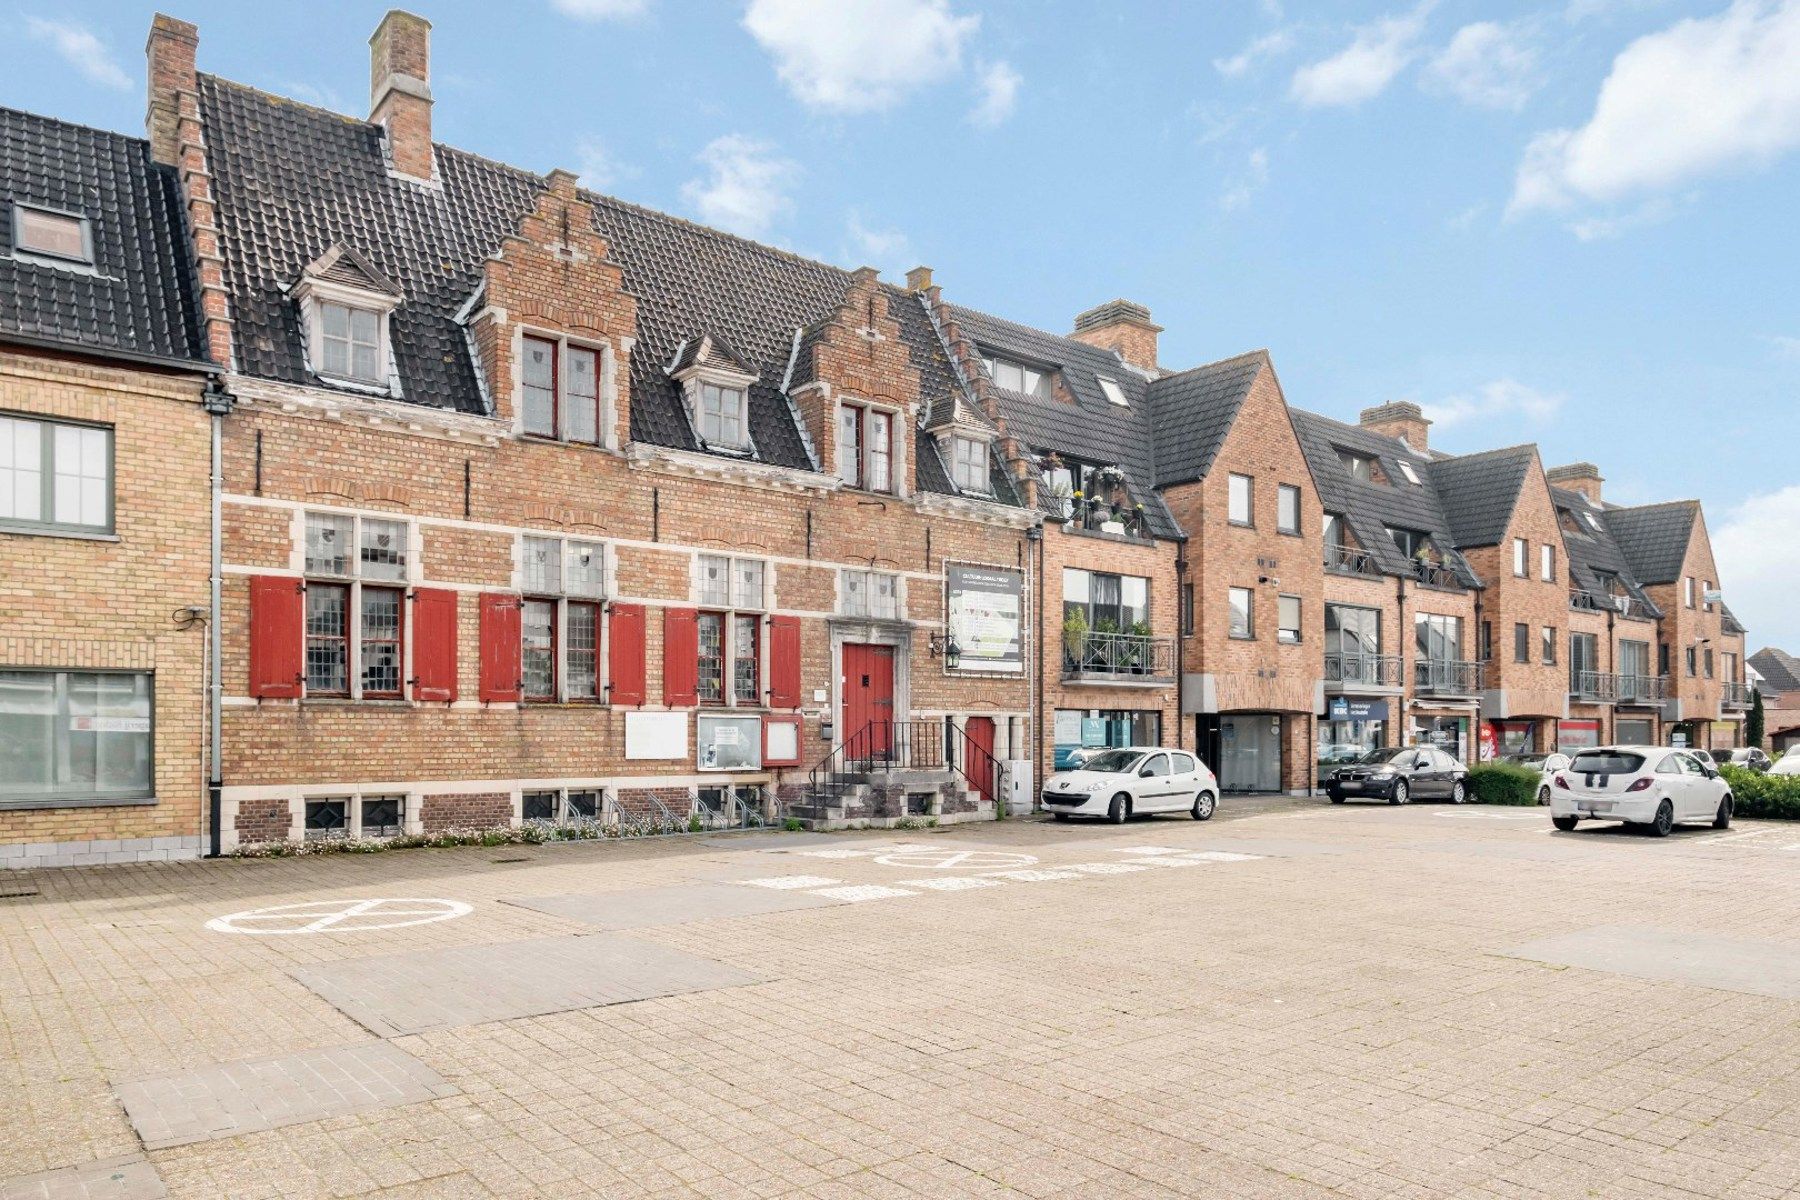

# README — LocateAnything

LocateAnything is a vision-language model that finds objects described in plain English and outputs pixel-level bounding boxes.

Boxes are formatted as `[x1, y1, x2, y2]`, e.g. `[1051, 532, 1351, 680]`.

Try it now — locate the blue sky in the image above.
[6, 0, 1799, 652]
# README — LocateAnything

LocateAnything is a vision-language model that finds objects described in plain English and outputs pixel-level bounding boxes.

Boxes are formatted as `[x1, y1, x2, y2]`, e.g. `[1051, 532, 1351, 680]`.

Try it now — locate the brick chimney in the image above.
[905, 265, 934, 293]
[1358, 401, 1431, 452]
[145, 14, 198, 167]
[1546, 462, 1604, 504]
[370, 10, 434, 181]
[1070, 299, 1161, 372]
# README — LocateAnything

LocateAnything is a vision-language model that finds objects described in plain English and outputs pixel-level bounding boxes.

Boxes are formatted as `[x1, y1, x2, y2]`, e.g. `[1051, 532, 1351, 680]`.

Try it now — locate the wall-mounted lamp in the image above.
[928, 632, 962, 669]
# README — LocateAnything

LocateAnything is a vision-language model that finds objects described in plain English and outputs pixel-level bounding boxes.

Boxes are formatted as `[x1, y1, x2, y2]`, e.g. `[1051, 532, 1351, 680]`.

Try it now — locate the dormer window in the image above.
[982, 354, 1051, 400]
[11, 204, 92, 265]
[668, 334, 758, 456]
[950, 436, 989, 494]
[699, 382, 749, 449]
[292, 245, 402, 394]
[1337, 449, 1377, 481]
[320, 302, 382, 384]
[521, 335, 601, 443]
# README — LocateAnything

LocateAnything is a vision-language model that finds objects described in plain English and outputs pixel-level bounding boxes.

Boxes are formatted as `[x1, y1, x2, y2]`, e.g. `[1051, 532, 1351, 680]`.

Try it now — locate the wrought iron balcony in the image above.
[1414, 658, 1484, 696]
[1570, 669, 1619, 702]
[1062, 630, 1176, 683]
[1324, 652, 1404, 689]
[1723, 681, 1754, 709]
[1324, 544, 1380, 576]
[1413, 560, 1458, 588]
[1614, 674, 1667, 705]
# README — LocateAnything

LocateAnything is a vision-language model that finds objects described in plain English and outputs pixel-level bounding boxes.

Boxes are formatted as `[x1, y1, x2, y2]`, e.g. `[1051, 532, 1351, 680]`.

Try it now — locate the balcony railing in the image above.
[1614, 674, 1667, 705]
[1723, 681, 1754, 709]
[1324, 544, 1380, 576]
[1324, 652, 1404, 689]
[1414, 658, 1484, 695]
[1570, 669, 1619, 702]
[1062, 631, 1176, 681]
[1412, 560, 1458, 588]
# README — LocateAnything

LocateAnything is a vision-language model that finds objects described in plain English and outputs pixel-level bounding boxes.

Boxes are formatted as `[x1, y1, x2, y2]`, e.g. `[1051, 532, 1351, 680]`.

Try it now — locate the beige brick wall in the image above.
[0, 350, 211, 849]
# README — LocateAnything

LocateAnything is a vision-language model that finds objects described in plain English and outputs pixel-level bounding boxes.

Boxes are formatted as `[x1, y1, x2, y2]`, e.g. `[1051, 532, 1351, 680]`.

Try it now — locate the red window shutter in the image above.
[662, 607, 699, 707]
[609, 603, 647, 706]
[248, 575, 304, 699]
[768, 614, 802, 709]
[478, 592, 523, 703]
[411, 588, 459, 702]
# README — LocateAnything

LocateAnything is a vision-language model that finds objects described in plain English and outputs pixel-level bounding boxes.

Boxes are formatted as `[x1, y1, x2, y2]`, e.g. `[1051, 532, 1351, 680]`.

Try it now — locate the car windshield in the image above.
[1358, 748, 1408, 764]
[1569, 751, 1645, 774]
[1077, 749, 1143, 774]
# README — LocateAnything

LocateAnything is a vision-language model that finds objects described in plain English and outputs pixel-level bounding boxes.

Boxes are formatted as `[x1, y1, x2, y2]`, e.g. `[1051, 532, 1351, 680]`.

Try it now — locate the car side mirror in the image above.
[1139, 765, 1155, 777]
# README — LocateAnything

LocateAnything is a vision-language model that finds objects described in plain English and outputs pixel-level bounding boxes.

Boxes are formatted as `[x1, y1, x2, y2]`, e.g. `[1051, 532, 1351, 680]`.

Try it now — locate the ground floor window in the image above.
[1616, 718, 1654, 745]
[303, 793, 406, 840]
[1493, 719, 1536, 758]
[1558, 719, 1602, 752]
[1412, 715, 1469, 764]
[522, 788, 604, 826]
[1219, 714, 1284, 793]
[697, 784, 766, 827]
[0, 670, 152, 804]
[1317, 718, 1383, 778]
[1053, 708, 1161, 769]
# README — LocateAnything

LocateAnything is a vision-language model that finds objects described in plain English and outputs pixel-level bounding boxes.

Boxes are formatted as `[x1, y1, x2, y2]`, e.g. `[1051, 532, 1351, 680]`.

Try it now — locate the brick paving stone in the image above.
[504, 883, 839, 927]
[115, 1043, 456, 1150]
[0, 1156, 165, 1200]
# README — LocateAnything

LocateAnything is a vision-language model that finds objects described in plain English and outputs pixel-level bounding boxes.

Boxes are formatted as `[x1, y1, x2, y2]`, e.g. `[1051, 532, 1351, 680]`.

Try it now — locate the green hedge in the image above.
[1466, 763, 1543, 805]
[1720, 764, 1800, 820]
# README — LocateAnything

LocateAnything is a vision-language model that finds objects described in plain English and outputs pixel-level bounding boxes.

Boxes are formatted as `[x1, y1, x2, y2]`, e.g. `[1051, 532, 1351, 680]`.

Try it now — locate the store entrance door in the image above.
[1219, 714, 1283, 793]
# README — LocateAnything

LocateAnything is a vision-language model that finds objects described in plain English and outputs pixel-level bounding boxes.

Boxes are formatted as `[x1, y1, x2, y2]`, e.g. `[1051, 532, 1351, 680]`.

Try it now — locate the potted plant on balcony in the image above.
[1126, 619, 1153, 673]
[1062, 608, 1088, 672]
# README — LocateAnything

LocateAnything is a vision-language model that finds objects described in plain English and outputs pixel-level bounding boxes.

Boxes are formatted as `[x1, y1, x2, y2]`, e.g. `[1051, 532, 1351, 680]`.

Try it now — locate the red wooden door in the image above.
[963, 716, 996, 804]
[842, 643, 895, 758]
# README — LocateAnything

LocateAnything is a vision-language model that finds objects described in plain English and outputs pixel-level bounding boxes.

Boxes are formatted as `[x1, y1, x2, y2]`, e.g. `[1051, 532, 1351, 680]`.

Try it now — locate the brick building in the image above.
[0, 105, 217, 867]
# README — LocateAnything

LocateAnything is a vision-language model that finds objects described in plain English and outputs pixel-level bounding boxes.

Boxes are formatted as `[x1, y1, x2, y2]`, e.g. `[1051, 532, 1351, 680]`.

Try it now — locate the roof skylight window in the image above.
[1395, 459, 1421, 485]
[1097, 376, 1129, 407]
[11, 205, 92, 265]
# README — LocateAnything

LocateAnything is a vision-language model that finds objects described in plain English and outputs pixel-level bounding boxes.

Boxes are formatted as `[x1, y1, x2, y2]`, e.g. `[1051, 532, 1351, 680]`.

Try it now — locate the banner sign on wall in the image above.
[1326, 697, 1388, 721]
[946, 564, 1024, 673]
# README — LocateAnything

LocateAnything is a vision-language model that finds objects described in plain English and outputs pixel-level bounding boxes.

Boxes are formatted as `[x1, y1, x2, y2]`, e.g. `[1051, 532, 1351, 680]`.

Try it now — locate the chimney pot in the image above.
[1546, 461, 1605, 504]
[370, 10, 434, 181]
[1358, 401, 1432, 452]
[1070, 298, 1161, 371]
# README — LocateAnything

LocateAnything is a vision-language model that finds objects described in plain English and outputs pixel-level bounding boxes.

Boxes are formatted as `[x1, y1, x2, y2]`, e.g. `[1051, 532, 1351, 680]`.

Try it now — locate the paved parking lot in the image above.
[4, 796, 1800, 1199]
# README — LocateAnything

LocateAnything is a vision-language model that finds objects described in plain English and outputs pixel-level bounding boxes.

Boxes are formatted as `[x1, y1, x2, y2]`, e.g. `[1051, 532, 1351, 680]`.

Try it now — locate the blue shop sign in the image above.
[1327, 697, 1389, 721]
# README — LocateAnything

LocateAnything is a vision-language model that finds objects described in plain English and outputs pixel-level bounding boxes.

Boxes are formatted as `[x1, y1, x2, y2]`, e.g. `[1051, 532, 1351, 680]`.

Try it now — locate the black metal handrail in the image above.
[1415, 658, 1483, 694]
[1413, 560, 1457, 588]
[1723, 681, 1754, 708]
[1325, 544, 1379, 576]
[1062, 630, 1176, 678]
[1615, 674, 1667, 704]
[950, 721, 1004, 811]
[1324, 651, 1403, 687]
[806, 719, 945, 809]
[1571, 669, 1618, 702]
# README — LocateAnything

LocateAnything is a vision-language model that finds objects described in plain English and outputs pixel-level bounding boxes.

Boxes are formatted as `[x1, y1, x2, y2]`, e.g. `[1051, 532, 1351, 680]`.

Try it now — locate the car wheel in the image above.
[1552, 815, 1579, 831]
[1051, 812, 1071, 822]
[1451, 780, 1467, 804]
[1192, 791, 1216, 821]
[1649, 799, 1674, 837]
[1329, 793, 1346, 804]
[1108, 793, 1130, 825]
[1538, 786, 1550, 806]
[1389, 780, 1409, 806]
[1713, 794, 1733, 830]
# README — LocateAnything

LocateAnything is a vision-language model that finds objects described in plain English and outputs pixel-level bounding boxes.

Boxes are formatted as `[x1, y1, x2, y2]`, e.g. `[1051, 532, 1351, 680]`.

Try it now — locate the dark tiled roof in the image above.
[1750, 648, 1800, 695]
[0, 105, 206, 368]
[1720, 603, 1745, 637]
[1605, 500, 1698, 585]
[1428, 445, 1535, 548]
[1548, 485, 1660, 617]
[1291, 407, 1481, 588]
[944, 303, 1180, 539]
[1146, 351, 1268, 487]
[195, 76, 990, 501]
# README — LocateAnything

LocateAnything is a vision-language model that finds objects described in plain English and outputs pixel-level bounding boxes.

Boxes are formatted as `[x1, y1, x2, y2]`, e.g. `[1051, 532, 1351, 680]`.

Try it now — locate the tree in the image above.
[1748, 688, 1766, 749]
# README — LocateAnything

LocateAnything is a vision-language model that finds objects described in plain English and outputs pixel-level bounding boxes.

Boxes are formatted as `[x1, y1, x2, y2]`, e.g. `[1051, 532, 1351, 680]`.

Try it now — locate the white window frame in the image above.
[1096, 376, 1129, 407]
[982, 354, 1051, 399]
[1684, 576, 1695, 608]
[0, 412, 112, 535]
[296, 278, 399, 394]
[841, 569, 902, 620]
[1513, 537, 1527, 577]
[1396, 459, 1421, 485]
[1227, 473, 1254, 527]
[519, 787, 608, 827]
[298, 792, 413, 841]
[518, 534, 610, 704]
[1540, 543, 1555, 582]
[298, 510, 414, 700]
[696, 553, 769, 708]
[949, 435, 990, 495]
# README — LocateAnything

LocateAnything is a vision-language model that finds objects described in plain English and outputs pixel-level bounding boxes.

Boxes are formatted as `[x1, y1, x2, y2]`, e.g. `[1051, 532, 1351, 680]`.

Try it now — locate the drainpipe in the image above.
[202, 382, 235, 857]
[1395, 574, 1409, 747]
[1027, 522, 1044, 808]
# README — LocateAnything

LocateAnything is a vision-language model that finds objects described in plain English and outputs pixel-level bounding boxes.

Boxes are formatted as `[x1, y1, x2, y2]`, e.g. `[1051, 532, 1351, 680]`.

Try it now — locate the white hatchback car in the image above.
[1549, 745, 1733, 837]
[1041, 746, 1218, 823]
[1772, 752, 1800, 777]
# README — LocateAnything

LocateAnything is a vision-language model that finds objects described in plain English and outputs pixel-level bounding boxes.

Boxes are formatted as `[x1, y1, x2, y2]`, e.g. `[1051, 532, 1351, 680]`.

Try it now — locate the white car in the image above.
[1772, 752, 1800, 777]
[1041, 746, 1218, 823]
[1549, 745, 1733, 837]
[1503, 752, 1571, 805]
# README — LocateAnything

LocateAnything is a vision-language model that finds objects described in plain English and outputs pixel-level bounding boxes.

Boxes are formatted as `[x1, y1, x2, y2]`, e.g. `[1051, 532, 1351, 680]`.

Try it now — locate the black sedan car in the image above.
[1326, 746, 1469, 805]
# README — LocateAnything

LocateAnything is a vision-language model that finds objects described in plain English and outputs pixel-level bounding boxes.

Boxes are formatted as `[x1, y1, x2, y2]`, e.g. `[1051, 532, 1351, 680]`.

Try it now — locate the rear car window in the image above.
[1569, 751, 1645, 775]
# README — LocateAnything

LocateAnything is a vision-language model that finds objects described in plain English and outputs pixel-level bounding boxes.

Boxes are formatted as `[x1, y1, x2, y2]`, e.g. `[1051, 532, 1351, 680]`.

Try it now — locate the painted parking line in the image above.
[1117, 846, 1188, 855]
[897, 877, 1002, 891]
[982, 868, 1084, 882]
[205, 898, 471, 935]
[809, 885, 916, 903]
[872, 849, 1038, 870]
[1068, 862, 1153, 875]
[1440, 812, 1546, 821]
[740, 875, 841, 890]
[1185, 851, 1262, 862]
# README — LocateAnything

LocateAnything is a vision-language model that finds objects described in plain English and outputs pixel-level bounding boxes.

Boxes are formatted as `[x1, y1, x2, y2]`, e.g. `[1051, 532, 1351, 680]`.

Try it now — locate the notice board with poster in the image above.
[945, 563, 1024, 673]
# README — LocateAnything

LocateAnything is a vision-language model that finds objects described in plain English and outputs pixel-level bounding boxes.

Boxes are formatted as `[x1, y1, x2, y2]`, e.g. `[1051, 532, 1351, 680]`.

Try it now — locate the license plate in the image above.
[1580, 801, 1612, 814]
[1340, 782, 1361, 791]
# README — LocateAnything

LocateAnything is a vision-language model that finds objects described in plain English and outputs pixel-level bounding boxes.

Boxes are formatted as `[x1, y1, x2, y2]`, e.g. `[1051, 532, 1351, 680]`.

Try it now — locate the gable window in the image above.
[1228, 586, 1255, 640]
[319, 302, 382, 384]
[982, 354, 1052, 400]
[1684, 577, 1694, 608]
[302, 511, 410, 698]
[1227, 474, 1254, 527]
[520, 336, 600, 444]
[1277, 484, 1301, 535]
[842, 569, 900, 620]
[1513, 538, 1527, 577]
[520, 534, 607, 702]
[697, 554, 767, 707]
[11, 205, 92, 264]
[950, 436, 989, 494]
[837, 402, 893, 493]
[1277, 595, 1302, 644]
[1096, 376, 1129, 407]
[1395, 459, 1421, 485]
[0, 414, 112, 534]
[1540, 543, 1555, 582]
[1336, 449, 1376, 481]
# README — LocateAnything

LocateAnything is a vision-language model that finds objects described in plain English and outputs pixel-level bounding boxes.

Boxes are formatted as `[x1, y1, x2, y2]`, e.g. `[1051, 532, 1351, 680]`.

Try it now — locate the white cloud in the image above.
[1220, 147, 1271, 212]
[1567, 197, 1673, 240]
[742, 0, 979, 114]
[1290, 2, 1435, 108]
[573, 136, 633, 192]
[1420, 379, 1563, 429]
[1713, 485, 1800, 650]
[1510, 1, 1800, 217]
[1425, 21, 1540, 110]
[1215, 30, 1295, 79]
[551, 0, 651, 18]
[25, 17, 130, 90]
[1765, 334, 1800, 360]
[680, 135, 797, 241]
[969, 60, 1021, 127]
[844, 211, 913, 274]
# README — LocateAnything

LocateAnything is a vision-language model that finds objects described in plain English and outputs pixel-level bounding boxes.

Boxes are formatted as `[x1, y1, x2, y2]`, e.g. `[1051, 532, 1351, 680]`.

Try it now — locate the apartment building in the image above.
[147, 13, 1048, 844]
[0, 106, 217, 867]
